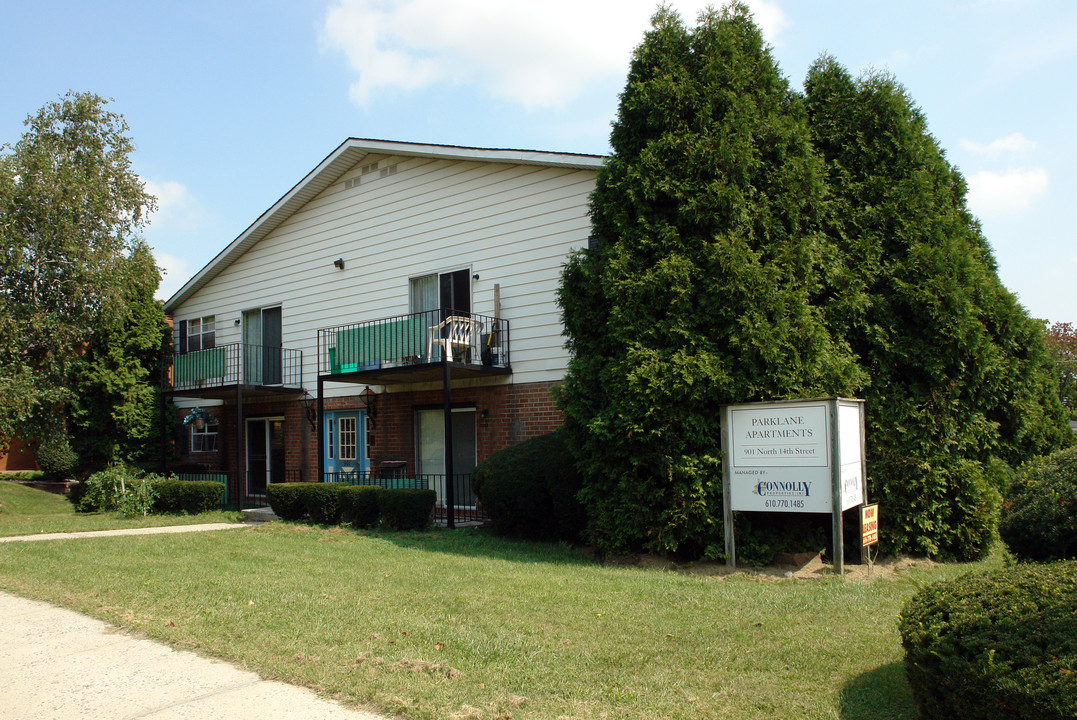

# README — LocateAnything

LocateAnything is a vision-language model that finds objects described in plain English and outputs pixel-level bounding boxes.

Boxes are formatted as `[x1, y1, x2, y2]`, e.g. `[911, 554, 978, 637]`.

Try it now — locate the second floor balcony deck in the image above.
[170, 342, 304, 399]
[317, 308, 511, 386]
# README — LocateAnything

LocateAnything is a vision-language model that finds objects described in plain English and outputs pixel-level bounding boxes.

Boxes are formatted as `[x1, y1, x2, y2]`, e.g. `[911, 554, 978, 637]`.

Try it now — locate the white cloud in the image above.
[966, 168, 1049, 217]
[960, 132, 1038, 159]
[153, 252, 190, 301]
[321, 0, 787, 109]
[144, 179, 190, 212]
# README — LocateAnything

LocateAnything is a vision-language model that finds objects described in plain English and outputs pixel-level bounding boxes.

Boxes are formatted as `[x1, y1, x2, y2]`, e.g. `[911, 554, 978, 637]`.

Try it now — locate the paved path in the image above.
[0, 522, 391, 720]
[0, 523, 249, 543]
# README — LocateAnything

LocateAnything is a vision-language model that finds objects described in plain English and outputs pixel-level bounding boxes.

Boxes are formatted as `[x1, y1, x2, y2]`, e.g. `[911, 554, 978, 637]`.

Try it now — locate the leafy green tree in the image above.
[804, 57, 1069, 558]
[0, 91, 158, 458]
[558, 5, 863, 557]
[68, 241, 172, 471]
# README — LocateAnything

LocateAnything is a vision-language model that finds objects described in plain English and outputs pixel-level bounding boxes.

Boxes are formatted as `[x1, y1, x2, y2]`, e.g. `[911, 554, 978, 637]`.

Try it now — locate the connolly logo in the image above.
[753, 480, 812, 497]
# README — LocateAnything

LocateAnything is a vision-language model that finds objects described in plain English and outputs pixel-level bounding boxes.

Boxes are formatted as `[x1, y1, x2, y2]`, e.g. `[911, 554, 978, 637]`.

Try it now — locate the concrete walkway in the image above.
[0, 523, 249, 543]
[0, 521, 391, 719]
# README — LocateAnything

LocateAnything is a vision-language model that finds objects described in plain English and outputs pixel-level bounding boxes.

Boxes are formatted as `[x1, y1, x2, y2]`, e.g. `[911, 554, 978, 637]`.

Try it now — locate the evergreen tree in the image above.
[68, 241, 172, 471]
[558, 5, 863, 556]
[804, 57, 1069, 558]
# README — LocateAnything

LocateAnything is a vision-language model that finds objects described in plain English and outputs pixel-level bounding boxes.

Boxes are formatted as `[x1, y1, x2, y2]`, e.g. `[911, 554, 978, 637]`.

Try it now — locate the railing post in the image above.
[443, 351, 455, 529]
[317, 375, 325, 484]
[236, 384, 244, 512]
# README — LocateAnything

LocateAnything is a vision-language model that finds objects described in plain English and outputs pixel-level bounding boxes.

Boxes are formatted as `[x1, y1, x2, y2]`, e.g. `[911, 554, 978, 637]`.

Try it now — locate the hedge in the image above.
[0, 471, 46, 482]
[471, 429, 586, 542]
[1000, 446, 1077, 562]
[899, 560, 1077, 719]
[340, 485, 382, 528]
[266, 483, 307, 521]
[154, 479, 225, 514]
[379, 488, 436, 531]
[301, 483, 349, 525]
[267, 483, 434, 530]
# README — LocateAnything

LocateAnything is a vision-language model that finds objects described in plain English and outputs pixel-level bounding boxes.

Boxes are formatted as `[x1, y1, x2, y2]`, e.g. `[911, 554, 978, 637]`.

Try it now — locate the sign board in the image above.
[720, 397, 868, 575]
[861, 503, 879, 546]
[724, 398, 864, 513]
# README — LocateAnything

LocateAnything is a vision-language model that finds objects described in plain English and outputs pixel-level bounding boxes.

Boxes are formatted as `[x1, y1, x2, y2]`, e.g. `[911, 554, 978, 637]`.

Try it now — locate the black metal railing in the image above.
[317, 308, 509, 376]
[171, 343, 303, 392]
[324, 471, 487, 524]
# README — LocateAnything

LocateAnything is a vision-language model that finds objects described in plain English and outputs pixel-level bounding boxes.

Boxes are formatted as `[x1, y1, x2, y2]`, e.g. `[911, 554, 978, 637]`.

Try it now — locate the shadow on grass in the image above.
[351, 524, 600, 568]
[839, 662, 918, 720]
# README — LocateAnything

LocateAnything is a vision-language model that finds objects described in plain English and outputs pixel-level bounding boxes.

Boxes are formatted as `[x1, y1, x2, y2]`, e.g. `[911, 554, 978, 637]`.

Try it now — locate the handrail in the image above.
[171, 343, 303, 391]
[316, 308, 509, 376]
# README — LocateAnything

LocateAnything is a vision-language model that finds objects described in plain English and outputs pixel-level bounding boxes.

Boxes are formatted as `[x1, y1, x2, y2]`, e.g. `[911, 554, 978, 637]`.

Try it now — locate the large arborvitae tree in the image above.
[805, 57, 1069, 559]
[558, 5, 863, 557]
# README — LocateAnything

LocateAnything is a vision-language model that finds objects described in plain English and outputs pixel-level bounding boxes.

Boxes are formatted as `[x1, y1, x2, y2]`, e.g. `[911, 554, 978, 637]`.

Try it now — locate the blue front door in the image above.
[324, 410, 369, 481]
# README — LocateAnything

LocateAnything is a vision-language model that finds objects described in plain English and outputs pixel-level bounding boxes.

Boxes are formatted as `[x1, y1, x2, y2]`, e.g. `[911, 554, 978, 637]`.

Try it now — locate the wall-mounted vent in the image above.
[361, 162, 379, 175]
[344, 178, 361, 190]
[379, 164, 398, 178]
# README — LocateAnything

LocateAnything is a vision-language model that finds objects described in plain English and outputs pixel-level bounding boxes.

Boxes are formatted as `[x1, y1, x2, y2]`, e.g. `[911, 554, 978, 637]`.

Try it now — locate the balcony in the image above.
[170, 343, 303, 399]
[317, 309, 510, 385]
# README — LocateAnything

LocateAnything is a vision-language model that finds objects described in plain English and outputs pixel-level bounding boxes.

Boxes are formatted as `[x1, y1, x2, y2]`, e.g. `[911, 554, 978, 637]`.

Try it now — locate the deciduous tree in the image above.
[0, 91, 161, 462]
[1045, 322, 1077, 418]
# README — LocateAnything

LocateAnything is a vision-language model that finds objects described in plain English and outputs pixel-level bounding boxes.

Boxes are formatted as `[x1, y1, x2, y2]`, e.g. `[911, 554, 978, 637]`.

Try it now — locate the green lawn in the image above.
[0, 496, 999, 720]
[0, 479, 245, 537]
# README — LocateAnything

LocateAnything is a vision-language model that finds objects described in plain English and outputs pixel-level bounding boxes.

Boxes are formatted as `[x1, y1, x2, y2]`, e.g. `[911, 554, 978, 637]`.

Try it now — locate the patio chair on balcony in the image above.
[427, 315, 482, 363]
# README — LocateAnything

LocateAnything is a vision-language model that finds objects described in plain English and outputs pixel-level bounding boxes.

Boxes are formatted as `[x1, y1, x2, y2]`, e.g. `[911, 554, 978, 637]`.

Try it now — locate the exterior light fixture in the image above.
[300, 392, 318, 432]
[333, 258, 345, 270]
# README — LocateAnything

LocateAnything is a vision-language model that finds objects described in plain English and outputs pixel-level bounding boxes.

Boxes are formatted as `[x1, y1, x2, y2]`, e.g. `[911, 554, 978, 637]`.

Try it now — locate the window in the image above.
[410, 269, 471, 316]
[191, 421, 219, 453]
[338, 416, 357, 461]
[178, 316, 216, 354]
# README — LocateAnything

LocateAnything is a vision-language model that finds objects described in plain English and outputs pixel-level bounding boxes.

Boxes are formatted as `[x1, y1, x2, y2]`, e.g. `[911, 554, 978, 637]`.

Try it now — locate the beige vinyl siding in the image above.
[171, 155, 595, 395]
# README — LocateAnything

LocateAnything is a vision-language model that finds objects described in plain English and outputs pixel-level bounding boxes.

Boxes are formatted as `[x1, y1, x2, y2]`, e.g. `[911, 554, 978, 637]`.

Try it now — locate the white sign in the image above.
[720, 397, 868, 573]
[724, 398, 864, 514]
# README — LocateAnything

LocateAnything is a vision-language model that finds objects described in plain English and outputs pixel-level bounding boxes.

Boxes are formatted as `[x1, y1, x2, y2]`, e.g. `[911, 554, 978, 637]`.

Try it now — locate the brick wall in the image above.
[171, 380, 563, 483]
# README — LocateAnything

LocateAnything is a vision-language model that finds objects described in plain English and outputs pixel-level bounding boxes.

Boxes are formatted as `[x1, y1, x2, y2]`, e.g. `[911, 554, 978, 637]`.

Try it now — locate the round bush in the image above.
[472, 429, 586, 542]
[1000, 446, 1077, 561]
[36, 433, 78, 482]
[899, 560, 1077, 720]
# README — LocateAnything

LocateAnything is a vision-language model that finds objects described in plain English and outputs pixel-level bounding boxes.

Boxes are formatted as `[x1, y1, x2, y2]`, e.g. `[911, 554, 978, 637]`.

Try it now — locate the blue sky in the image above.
[3, 0, 1074, 325]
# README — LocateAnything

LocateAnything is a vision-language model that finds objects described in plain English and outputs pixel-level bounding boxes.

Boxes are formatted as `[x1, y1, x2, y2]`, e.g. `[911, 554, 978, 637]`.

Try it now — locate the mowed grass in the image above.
[0, 480, 245, 537]
[0, 510, 1000, 720]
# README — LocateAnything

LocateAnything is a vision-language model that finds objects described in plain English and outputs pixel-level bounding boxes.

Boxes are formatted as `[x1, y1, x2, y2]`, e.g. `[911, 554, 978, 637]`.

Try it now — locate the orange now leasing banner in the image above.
[861, 504, 879, 546]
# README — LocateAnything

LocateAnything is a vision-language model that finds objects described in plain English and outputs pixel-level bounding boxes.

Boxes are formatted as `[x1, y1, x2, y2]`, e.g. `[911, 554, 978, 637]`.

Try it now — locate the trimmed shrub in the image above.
[36, 433, 78, 482]
[472, 429, 586, 542]
[379, 488, 436, 531]
[899, 560, 1077, 720]
[1000, 446, 1077, 561]
[154, 479, 225, 514]
[302, 483, 349, 525]
[340, 485, 382, 528]
[0, 470, 46, 482]
[266, 482, 307, 521]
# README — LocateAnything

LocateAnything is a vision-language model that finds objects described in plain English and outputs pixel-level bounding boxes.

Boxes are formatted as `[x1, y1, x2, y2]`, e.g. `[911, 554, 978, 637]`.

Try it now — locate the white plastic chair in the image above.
[427, 315, 482, 362]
